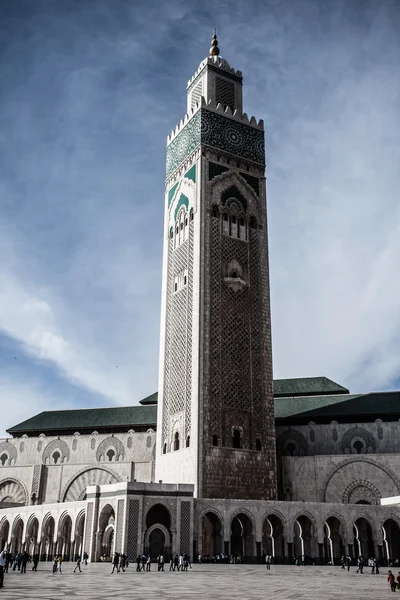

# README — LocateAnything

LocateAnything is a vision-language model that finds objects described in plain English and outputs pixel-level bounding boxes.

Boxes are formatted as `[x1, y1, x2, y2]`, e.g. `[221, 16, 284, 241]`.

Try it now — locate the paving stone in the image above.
[0, 563, 395, 599]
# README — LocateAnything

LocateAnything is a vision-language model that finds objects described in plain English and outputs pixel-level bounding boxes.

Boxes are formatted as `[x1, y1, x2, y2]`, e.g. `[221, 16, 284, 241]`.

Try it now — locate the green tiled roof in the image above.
[139, 392, 158, 406]
[273, 377, 349, 397]
[275, 391, 400, 422]
[7, 405, 157, 436]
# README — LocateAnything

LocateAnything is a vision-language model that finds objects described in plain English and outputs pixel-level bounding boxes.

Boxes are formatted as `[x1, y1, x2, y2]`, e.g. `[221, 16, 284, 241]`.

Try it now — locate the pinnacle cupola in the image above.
[186, 32, 243, 115]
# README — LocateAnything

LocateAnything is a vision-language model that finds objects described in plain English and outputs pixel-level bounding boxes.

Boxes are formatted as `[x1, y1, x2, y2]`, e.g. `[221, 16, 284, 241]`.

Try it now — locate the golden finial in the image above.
[209, 28, 220, 56]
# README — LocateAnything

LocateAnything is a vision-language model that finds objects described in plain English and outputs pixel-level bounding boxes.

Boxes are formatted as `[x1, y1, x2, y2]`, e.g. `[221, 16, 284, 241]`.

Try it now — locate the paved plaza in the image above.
[0, 563, 395, 599]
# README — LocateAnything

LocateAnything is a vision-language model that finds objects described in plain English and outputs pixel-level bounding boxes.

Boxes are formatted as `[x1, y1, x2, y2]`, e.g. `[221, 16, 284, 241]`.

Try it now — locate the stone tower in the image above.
[156, 33, 276, 500]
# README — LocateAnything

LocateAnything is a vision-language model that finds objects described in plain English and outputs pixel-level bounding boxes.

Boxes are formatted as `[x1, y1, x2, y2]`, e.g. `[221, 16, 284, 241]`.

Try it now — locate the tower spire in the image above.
[209, 29, 220, 57]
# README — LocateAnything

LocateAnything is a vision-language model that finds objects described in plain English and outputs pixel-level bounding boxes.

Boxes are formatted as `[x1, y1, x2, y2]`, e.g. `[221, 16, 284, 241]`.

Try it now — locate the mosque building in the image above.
[0, 33, 399, 565]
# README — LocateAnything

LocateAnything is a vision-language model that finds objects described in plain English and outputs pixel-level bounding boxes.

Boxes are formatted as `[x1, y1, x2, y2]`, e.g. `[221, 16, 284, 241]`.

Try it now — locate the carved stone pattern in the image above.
[310, 429, 316, 443]
[185, 221, 194, 438]
[127, 436, 132, 449]
[216, 77, 235, 109]
[343, 479, 381, 505]
[319, 456, 400, 502]
[377, 426, 383, 441]
[332, 428, 338, 442]
[341, 426, 376, 453]
[0, 479, 27, 504]
[166, 109, 265, 178]
[146, 436, 152, 448]
[84, 502, 94, 556]
[162, 225, 193, 442]
[115, 499, 124, 552]
[19, 442, 24, 453]
[126, 499, 140, 562]
[72, 439, 77, 451]
[91, 438, 96, 450]
[276, 429, 309, 456]
[42, 439, 70, 464]
[31, 465, 42, 498]
[37, 441, 42, 452]
[161, 237, 174, 444]
[0, 442, 17, 465]
[63, 467, 120, 502]
[180, 501, 191, 557]
[96, 437, 125, 462]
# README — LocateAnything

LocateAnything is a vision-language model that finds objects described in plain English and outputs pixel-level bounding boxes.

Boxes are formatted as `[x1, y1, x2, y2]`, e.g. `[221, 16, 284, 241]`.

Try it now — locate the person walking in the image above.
[371, 558, 375, 574]
[388, 570, 396, 592]
[111, 552, 119, 574]
[173, 555, 179, 571]
[119, 553, 126, 573]
[146, 555, 151, 572]
[20, 551, 29, 574]
[356, 556, 364, 574]
[157, 554, 164, 571]
[83, 551, 88, 566]
[375, 557, 380, 575]
[265, 554, 271, 570]
[74, 556, 82, 573]
[57, 555, 63, 574]
[0, 549, 6, 589]
[136, 555, 141, 572]
[32, 554, 39, 571]
[52, 556, 58, 574]
[396, 571, 400, 590]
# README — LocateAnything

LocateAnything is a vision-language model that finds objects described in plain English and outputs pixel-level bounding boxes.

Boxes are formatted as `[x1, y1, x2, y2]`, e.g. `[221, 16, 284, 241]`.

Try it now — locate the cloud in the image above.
[0, 0, 399, 438]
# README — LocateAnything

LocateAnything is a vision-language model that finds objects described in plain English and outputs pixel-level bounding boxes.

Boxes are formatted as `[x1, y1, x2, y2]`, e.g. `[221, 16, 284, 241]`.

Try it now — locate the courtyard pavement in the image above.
[0, 563, 395, 599]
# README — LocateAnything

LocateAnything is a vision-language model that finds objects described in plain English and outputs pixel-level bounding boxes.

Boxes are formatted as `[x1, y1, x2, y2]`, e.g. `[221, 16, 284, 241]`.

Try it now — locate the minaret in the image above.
[156, 33, 276, 500]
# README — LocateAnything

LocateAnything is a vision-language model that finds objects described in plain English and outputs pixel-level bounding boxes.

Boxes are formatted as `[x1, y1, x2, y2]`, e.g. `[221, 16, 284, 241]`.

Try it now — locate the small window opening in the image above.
[163, 443, 167, 455]
[0, 453, 8, 466]
[212, 435, 218, 447]
[173, 431, 180, 451]
[223, 214, 228, 221]
[240, 218, 244, 226]
[190, 210, 194, 221]
[175, 225, 179, 234]
[180, 222, 183, 230]
[255, 438, 262, 451]
[231, 270, 238, 279]
[185, 216, 188, 226]
[106, 449, 115, 462]
[232, 216, 236, 224]
[212, 206, 219, 217]
[232, 429, 242, 449]
[174, 282, 178, 292]
[286, 442, 296, 456]
[186, 436, 190, 448]
[52, 451, 61, 464]
[353, 440, 364, 454]
[169, 228, 173, 239]
[184, 275, 187, 285]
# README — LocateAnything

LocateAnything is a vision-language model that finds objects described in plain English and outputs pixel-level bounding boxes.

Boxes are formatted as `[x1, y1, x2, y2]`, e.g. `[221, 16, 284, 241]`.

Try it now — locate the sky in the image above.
[0, 0, 399, 437]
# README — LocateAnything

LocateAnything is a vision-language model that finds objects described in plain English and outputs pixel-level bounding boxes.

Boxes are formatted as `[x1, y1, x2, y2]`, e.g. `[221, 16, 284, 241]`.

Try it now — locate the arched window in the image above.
[106, 449, 115, 462]
[186, 436, 190, 448]
[212, 205, 219, 218]
[190, 209, 194, 221]
[212, 435, 219, 447]
[52, 451, 61, 464]
[286, 442, 296, 456]
[232, 429, 242, 449]
[0, 453, 8, 466]
[255, 438, 262, 451]
[173, 432, 180, 451]
[353, 440, 364, 454]
[163, 443, 167, 455]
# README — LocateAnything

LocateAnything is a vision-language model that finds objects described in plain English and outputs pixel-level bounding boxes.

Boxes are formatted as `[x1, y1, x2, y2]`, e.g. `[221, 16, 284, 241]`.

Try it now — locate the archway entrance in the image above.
[323, 517, 345, 565]
[11, 518, 24, 553]
[0, 519, 9, 551]
[202, 512, 223, 558]
[293, 516, 314, 564]
[41, 516, 55, 560]
[230, 513, 254, 562]
[262, 515, 285, 562]
[74, 512, 85, 560]
[144, 504, 172, 561]
[97, 504, 115, 560]
[25, 517, 39, 556]
[149, 528, 165, 557]
[58, 514, 72, 561]
[382, 519, 400, 564]
[354, 518, 374, 558]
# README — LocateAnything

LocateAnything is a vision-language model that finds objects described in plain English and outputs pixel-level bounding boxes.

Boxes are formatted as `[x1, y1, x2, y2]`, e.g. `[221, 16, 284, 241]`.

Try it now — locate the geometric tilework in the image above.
[166, 109, 265, 178]
[115, 499, 124, 553]
[179, 501, 191, 557]
[84, 502, 94, 558]
[126, 499, 140, 562]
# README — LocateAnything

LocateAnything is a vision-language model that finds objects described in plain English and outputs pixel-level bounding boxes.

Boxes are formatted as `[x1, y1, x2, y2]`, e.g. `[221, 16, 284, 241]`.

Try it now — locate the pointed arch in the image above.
[61, 466, 122, 502]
